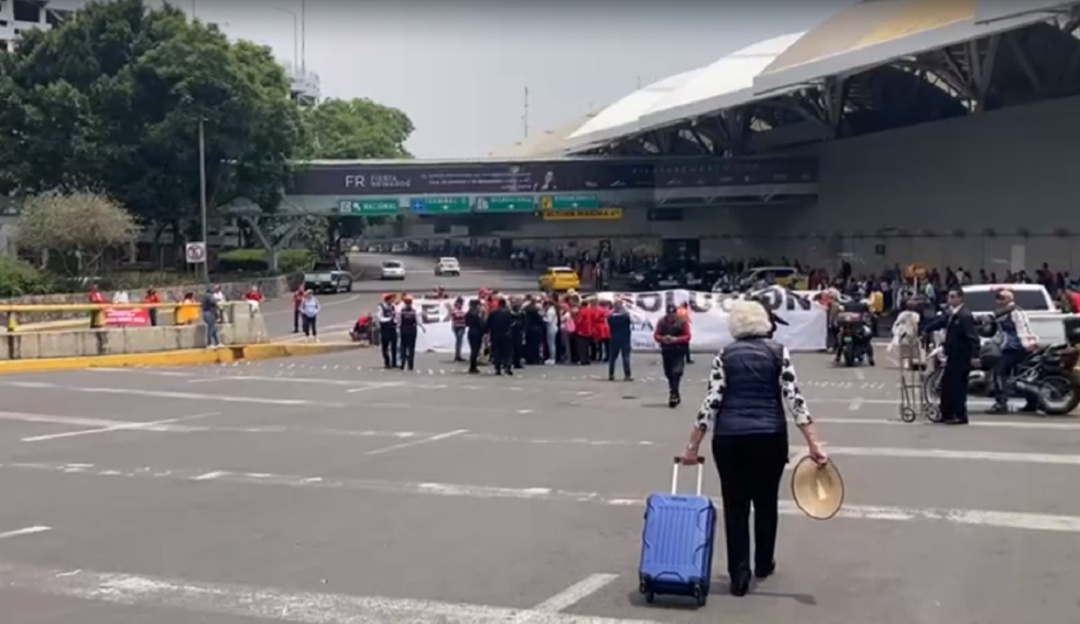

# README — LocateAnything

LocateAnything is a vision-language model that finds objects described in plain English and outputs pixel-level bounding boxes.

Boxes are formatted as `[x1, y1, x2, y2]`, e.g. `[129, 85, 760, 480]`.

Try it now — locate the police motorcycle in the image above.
[923, 316, 1080, 415]
[833, 310, 874, 367]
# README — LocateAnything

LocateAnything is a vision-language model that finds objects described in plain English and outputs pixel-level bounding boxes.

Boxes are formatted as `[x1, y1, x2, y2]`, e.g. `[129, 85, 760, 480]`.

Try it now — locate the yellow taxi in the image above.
[538, 266, 581, 292]
[737, 266, 808, 290]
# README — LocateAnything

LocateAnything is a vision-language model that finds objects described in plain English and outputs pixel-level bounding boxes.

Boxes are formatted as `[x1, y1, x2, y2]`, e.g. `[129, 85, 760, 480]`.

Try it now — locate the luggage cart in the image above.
[898, 338, 942, 423]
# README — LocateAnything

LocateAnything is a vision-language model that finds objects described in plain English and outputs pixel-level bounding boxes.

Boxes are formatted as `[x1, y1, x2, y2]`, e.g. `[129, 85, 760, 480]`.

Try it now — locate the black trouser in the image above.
[301, 314, 317, 337]
[511, 330, 524, 367]
[491, 336, 513, 373]
[293, 308, 302, 332]
[399, 329, 417, 370]
[467, 331, 484, 371]
[574, 334, 590, 365]
[661, 347, 687, 396]
[379, 323, 398, 368]
[993, 350, 1028, 406]
[940, 361, 971, 422]
[524, 328, 543, 364]
[608, 338, 631, 378]
[712, 433, 788, 579]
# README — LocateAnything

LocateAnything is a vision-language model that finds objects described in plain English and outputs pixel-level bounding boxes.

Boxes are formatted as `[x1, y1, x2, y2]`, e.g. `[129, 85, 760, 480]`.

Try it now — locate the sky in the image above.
[51, 0, 854, 159]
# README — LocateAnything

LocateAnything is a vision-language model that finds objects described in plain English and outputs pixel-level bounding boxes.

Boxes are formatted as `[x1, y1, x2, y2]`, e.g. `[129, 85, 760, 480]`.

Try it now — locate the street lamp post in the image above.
[274, 7, 300, 70]
[198, 117, 209, 284]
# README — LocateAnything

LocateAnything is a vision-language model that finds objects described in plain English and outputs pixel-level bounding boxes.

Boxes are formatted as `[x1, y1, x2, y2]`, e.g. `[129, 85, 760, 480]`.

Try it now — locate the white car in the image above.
[380, 260, 406, 280]
[961, 283, 1069, 346]
[434, 257, 461, 277]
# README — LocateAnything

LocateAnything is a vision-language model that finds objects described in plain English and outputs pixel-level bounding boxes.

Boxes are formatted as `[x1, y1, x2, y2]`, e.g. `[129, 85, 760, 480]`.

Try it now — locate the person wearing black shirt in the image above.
[464, 299, 485, 374]
[923, 288, 979, 425]
[398, 297, 421, 371]
[509, 296, 526, 369]
[523, 296, 544, 365]
[607, 299, 633, 381]
[486, 298, 514, 376]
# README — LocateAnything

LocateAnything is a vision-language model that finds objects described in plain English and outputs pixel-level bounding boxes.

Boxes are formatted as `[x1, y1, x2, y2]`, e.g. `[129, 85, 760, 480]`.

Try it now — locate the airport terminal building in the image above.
[287, 0, 1080, 273]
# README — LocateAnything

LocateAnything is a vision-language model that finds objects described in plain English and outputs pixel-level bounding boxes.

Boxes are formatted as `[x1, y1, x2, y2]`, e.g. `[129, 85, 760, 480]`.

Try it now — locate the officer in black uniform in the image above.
[397, 296, 422, 371]
[509, 296, 526, 369]
[377, 294, 398, 369]
[523, 295, 544, 365]
[464, 299, 485, 374]
[486, 297, 514, 376]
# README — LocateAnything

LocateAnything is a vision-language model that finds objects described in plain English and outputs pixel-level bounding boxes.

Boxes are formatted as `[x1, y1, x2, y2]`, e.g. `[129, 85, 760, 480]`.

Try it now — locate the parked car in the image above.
[380, 260, 407, 281]
[435, 257, 461, 277]
[303, 262, 353, 294]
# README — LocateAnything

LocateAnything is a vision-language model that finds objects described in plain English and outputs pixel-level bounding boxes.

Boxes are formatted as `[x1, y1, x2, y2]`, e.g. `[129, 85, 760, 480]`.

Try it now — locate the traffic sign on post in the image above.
[411, 197, 470, 214]
[476, 196, 535, 213]
[185, 242, 207, 264]
[338, 199, 399, 216]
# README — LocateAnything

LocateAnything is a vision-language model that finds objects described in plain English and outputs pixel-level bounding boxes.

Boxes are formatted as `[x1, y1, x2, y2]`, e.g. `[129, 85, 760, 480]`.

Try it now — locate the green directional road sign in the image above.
[476, 196, 535, 213]
[550, 194, 601, 210]
[337, 199, 399, 216]
[412, 196, 471, 214]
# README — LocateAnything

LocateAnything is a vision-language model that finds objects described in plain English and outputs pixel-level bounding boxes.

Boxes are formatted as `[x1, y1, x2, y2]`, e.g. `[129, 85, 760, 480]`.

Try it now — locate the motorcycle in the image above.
[835, 311, 873, 367]
[923, 343, 1080, 415]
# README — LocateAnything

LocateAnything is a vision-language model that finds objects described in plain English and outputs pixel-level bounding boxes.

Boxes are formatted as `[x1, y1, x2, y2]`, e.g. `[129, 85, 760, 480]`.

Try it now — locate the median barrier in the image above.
[0, 301, 270, 361]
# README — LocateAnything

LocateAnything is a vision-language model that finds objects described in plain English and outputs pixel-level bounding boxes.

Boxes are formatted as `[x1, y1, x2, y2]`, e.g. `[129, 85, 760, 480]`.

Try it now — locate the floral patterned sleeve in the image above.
[779, 345, 813, 425]
[695, 350, 726, 431]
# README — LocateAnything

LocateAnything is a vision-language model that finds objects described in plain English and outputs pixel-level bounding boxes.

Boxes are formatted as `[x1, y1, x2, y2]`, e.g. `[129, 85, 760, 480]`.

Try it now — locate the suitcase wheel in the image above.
[900, 407, 917, 423]
[692, 583, 707, 607]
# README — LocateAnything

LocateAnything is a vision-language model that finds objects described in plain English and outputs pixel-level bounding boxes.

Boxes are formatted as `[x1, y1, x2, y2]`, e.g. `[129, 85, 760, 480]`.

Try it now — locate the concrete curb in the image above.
[0, 342, 365, 375]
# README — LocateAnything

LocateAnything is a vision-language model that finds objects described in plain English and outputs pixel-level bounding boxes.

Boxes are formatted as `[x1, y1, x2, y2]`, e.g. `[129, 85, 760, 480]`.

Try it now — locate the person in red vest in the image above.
[575, 298, 595, 365]
[244, 285, 265, 303]
[292, 286, 306, 333]
[595, 299, 612, 362]
[450, 297, 467, 362]
[144, 287, 162, 326]
[88, 283, 105, 304]
[678, 302, 694, 364]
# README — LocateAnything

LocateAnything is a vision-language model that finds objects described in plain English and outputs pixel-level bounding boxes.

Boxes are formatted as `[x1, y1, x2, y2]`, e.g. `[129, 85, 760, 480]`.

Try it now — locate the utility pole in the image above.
[198, 117, 209, 284]
[274, 6, 299, 69]
[522, 86, 529, 139]
[300, 0, 307, 73]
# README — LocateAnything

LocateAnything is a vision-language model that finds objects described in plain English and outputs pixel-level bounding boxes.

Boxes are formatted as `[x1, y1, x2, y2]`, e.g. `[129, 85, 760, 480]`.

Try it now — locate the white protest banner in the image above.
[411, 288, 827, 354]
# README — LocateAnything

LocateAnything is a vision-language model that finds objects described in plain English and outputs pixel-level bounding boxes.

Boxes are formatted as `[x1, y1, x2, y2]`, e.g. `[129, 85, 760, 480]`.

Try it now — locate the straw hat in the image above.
[790, 456, 844, 520]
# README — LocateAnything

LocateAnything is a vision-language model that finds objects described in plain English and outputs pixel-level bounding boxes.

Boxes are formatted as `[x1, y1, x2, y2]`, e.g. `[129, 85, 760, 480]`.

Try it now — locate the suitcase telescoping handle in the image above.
[670, 456, 706, 496]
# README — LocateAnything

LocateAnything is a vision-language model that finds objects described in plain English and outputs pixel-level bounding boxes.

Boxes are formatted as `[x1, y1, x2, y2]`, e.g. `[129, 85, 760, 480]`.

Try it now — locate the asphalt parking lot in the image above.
[2, 344, 1080, 624]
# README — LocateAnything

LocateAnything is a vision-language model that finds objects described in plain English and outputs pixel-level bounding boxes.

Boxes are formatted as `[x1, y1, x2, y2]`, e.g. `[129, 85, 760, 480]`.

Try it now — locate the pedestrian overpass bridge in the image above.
[276, 156, 818, 217]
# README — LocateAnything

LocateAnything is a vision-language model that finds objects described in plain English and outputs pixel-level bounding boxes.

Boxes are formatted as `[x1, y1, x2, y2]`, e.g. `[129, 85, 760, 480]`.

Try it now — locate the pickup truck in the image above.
[962, 284, 1076, 346]
[303, 262, 353, 294]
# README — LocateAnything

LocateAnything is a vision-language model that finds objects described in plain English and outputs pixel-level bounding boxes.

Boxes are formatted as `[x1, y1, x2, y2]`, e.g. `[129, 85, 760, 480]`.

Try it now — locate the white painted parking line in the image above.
[0, 382, 346, 408]
[0, 526, 51, 540]
[800, 445, 1080, 466]
[90, 368, 197, 377]
[0, 411, 136, 429]
[0, 562, 662, 624]
[22, 412, 220, 443]
[530, 574, 620, 613]
[187, 375, 367, 386]
[347, 382, 408, 394]
[365, 429, 470, 456]
[4, 461, 1079, 533]
[192, 471, 230, 481]
[812, 417, 1080, 430]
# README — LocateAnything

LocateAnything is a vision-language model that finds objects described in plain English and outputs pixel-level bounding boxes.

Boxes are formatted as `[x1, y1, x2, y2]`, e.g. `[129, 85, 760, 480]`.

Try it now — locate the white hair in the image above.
[729, 299, 772, 340]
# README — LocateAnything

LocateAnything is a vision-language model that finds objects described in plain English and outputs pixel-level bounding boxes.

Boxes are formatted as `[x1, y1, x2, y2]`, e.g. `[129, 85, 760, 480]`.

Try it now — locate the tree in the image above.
[300, 98, 414, 160]
[16, 192, 140, 276]
[0, 0, 303, 236]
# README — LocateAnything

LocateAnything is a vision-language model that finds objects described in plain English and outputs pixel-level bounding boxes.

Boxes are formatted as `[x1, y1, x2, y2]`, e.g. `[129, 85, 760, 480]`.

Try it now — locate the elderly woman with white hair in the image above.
[680, 299, 828, 597]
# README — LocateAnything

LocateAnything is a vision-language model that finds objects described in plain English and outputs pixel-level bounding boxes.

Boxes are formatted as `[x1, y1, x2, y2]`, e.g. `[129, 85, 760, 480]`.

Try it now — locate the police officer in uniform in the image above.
[397, 295, 422, 371]
[523, 295, 544, 365]
[486, 297, 514, 376]
[465, 299, 485, 374]
[654, 303, 692, 407]
[509, 296, 526, 369]
[377, 294, 398, 369]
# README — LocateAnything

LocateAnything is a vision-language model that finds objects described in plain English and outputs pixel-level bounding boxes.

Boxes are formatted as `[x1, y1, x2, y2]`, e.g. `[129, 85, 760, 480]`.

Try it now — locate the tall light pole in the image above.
[300, 0, 307, 73]
[274, 7, 299, 70]
[198, 117, 209, 284]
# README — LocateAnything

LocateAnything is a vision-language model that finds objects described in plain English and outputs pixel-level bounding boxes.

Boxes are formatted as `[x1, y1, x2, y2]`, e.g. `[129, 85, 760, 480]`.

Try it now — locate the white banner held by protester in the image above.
[410, 288, 827, 354]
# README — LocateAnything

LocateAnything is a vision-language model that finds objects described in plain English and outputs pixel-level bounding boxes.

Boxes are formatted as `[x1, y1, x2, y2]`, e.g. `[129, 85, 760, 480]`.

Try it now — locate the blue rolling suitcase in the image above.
[638, 457, 716, 607]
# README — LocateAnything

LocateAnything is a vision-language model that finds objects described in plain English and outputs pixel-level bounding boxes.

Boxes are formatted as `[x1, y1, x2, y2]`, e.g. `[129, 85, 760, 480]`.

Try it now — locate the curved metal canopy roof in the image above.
[752, 0, 1079, 95]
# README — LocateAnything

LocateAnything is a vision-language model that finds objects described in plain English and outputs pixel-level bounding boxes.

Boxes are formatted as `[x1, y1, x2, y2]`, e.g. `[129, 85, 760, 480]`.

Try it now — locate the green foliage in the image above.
[0, 257, 53, 298]
[300, 98, 414, 160]
[217, 248, 314, 273]
[0, 0, 303, 221]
